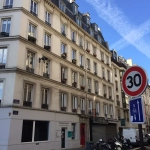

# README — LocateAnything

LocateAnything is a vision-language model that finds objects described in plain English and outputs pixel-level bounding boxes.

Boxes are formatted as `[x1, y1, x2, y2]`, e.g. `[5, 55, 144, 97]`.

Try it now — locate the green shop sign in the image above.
[120, 119, 126, 126]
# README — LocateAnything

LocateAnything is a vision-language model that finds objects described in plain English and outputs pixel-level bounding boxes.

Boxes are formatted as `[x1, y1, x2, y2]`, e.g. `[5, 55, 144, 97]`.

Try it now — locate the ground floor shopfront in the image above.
[92, 117, 118, 143]
[0, 107, 81, 150]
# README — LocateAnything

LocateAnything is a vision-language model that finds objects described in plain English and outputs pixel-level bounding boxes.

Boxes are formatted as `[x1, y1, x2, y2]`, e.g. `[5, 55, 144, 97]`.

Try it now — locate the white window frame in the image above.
[43, 59, 50, 74]
[101, 52, 104, 60]
[1, 18, 11, 33]
[61, 43, 66, 54]
[44, 33, 51, 46]
[108, 87, 112, 97]
[42, 88, 49, 104]
[61, 66, 67, 80]
[45, 11, 51, 24]
[94, 62, 97, 73]
[30, 0, 38, 14]
[72, 96, 77, 109]
[71, 30, 76, 41]
[87, 58, 90, 69]
[76, 17, 81, 26]
[72, 50, 76, 60]
[72, 71, 77, 83]
[24, 83, 33, 102]
[0, 47, 7, 64]
[87, 78, 91, 90]
[104, 104, 108, 115]
[89, 100, 92, 110]
[60, 1, 66, 12]
[61, 93, 67, 107]
[103, 85, 106, 95]
[95, 81, 98, 92]
[106, 56, 109, 64]
[79, 36, 83, 46]
[5, 0, 13, 6]
[81, 98, 85, 111]
[26, 51, 34, 69]
[28, 23, 36, 37]
[0, 81, 4, 101]
[110, 105, 113, 116]
[86, 41, 89, 49]
[80, 54, 84, 66]
[102, 67, 105, 77]
[87, 17, 90, 25]
[96, 102, 100, 114]
[107, 70, 110, 80]
[80, 75, 84, 86]
[93, 46, 96, 54]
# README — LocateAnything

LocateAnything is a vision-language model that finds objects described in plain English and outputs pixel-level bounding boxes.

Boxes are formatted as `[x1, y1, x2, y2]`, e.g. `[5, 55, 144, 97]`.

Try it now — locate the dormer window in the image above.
[76, 16, 81, 26]
[113, 51, 117, 60]
[97, 35, 101, 43]
[95, 25, 98, 32]
[87, 18, 90, 25]
[60, 1, 66, 13]
[90, 28, 94, 37]
[73, 4, 78, 14]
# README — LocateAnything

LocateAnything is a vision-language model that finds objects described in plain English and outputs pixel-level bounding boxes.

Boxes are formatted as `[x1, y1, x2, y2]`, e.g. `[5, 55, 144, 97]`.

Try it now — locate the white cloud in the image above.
[84, 0, 150, 58]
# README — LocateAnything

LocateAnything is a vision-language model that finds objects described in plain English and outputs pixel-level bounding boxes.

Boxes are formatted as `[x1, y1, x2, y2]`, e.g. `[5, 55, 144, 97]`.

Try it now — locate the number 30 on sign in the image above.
[122, 66, 148, 97]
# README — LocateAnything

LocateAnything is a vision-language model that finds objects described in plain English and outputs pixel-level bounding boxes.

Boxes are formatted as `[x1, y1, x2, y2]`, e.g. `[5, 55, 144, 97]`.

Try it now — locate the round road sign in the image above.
[122, 66, 148, 97]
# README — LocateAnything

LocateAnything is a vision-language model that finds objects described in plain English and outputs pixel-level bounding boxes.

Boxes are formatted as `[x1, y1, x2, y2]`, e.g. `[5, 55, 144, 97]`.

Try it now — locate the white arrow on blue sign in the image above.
[129, 96, 145, 124]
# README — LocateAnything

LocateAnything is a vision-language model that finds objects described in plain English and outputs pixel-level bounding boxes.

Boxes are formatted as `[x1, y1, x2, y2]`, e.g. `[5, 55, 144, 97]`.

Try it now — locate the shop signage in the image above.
[120, 119, 126, 126]
[59, 122, 69, 127]
[93, 117, 108, 124]
[68, 131, 72, 138]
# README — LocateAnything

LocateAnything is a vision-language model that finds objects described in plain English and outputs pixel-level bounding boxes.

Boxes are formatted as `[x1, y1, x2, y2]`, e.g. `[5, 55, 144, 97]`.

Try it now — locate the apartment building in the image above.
[0, 0, 118, 149]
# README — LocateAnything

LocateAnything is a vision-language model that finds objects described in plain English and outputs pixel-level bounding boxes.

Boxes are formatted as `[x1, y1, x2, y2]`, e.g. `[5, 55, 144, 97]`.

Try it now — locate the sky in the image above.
[76, 0, 150, 83]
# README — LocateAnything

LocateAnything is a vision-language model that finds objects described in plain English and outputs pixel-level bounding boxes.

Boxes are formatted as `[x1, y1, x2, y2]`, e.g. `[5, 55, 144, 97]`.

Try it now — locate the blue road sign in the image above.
[129, 96, 145, 124]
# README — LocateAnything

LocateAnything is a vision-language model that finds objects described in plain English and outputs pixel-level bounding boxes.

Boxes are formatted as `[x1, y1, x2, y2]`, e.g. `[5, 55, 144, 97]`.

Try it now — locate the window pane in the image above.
[21, 120, 33, 142]
[34, 121, 49, 141]
[3, 49, 7, 63]
[0, 82, 3, 100]
[10, 0, 13, 5]
[2, 20, 7, 32]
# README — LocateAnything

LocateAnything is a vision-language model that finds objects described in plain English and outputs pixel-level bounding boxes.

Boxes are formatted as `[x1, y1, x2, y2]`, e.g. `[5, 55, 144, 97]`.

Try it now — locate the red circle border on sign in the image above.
[122, 66, 147, 97]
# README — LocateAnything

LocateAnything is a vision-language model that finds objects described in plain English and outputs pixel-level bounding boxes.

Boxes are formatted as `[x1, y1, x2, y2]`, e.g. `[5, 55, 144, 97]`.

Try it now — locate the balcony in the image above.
[86, 49, 90, 53]
[61, 52, 67, 59]
[80, 65, 84, 69]
[88, 89, 91, 93]
[72, 109, 77, 113]
[30, 10, 37, 17]
[0, 64, 5, 69]
[0, 32, 9, 37]
[62, 31, 66, 37]
[43, 73, 49, 79]
[44, 45, 51, 51]
[93, 53, 97, 57]
[28, 35, 36, 44]
[80, 86, 85, 90]
[23, 101, 32, 107]
[81, 110, 85, 115]
[26, 66, 34, 73]
[61, 107, 66, 111]
[72, 82, 77, 88]
[117, 100, 120, 106]
[72, 59, 76, 64]
[41, 104, 48, 109]
[61, 78, 67, 84]
[3, 5, 13, 9]
[45, 21, 51, 27]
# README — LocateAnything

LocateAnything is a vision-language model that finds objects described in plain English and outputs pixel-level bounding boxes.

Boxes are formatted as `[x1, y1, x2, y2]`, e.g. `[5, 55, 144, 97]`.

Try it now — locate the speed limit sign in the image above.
[122, 66, 148, 97]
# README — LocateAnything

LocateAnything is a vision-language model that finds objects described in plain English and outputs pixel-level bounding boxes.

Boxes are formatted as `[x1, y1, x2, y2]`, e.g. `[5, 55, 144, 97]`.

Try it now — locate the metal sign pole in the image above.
[138, 124, 144, 150]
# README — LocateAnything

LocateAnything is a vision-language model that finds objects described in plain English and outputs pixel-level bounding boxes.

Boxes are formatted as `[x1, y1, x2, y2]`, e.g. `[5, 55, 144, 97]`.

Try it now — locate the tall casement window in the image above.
[115, 81, 118, 91]
[61, 23, 66, 35]
[81, 98, 85, 114]
[60, 93, 67, 111]
[110, 105, 113, 118]
[23, 83, 33, 107]
[71, 30, 76, 42]
[61, 43, 66, 54]
[106, 55, 109, 65]
[72, 123, 76, 139]
[4, 0, 13, 8]
[72, 96, 77, 112]
[95, 81, 98, 94]
[86, 41, 90, 50]
[41, 88, 49, 109]
[103, 84, 106, 97]
[79, 54, 84, 68]
[88, 100, 92, 115]
[93, 46, 96, 56]
[26, 51, 34, 73]
[94, 62, 97, 74]
[28, 23, 36, 38]
[72, 71, 77, 87]
[45, 11, 51, 25]
[72, 50, 76, 64]
[107, 70, 110, 81]
[21, 120, 49, 142]
[102, 67, 105, 78]
[87, 78, 91, 92]
[118, 109, 120, 120]
[61, 67, 67, 84]
[79, 36, 83, 47]
[87, 58, 90, 70]
[44, 33, 51, 46]
[60, 1, 66, 12]
[80, 74, 84, 88]
[30, 0, 38, 16]
[0, 47, 7, 68]
[114, 68, 117, 77]
[108, 87, 112, 99]
[104, 104, 108, 117]
[1, 18, 11, 36]
[76, 17, 81, 26]
[101, 52, 104, 61]
[43, 59, 50, 78]
[96, 102, 100, 116]
[0, 81, 3, 103]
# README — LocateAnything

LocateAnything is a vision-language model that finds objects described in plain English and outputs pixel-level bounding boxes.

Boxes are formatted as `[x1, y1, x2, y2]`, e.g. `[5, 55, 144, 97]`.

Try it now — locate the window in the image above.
[102, 67, 105, 78]
[104, 104, 108, 116]
[107, 70, 110, 81]
[71, 30, 76, 42]
[95, 81, 98, 93]
[43, 59, 50, 75]
[87, 17, 90, 25]
[110, 105, 113, 117]
[101, 52, 104, 61]
[87, 78, 91, 90]
[61, 67, 67, 80]
[1, 18, 11, 34]
[60, 1, 66, 12]
[24, 83, 33, 102]
[108, 87, 112, 98]
[89, 100, 92, 110]
[103, 85, 106, 96]
[114, 68, 117, 77]
[0, 48, 7, 66]
[80, 75, 84, 86]
[113, 51, 117, 60]
[61, 93, 67, 108]
[86, 41, 89, 50]
[26, 51, 34, 69]
[44, 34, 51, 46]
[79, 36, 83, 46]
[72, 50, 76, 60]
[118, 110, 120, 119]
[76, 17, 81, 26]
[0, 81, 3, 101]
[72, 96, 77, 109]
[96, 102, 100, 115]
[106, 56, 109, 64]
[42, 88, 48, 104]
[73, 4, 77, 14]
[72, 71, 77, 83]
[98, 35, 101, 43]
[61, 43, 66, 54]
[115, 81, 118, 90]
[21, 120, 49, 142]
[80, 54, 84, 66]
[87, 58, 90, 70]
[30, 0, 37, 14]
[45, 11, 51, 24]
[72, 123, 76, 139]
[93, 46, 96, 55]
[28, 23, 36, 37]
[116, 95, 119, 101]
[90, 29, 94, 37]
[81, 98, 85, 111]
[94, 62, 97, 73]
[94, 25, 98, 32]
[61, 23, 66, 35]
